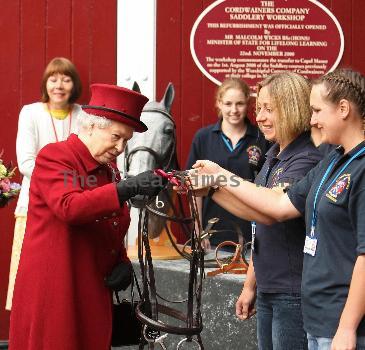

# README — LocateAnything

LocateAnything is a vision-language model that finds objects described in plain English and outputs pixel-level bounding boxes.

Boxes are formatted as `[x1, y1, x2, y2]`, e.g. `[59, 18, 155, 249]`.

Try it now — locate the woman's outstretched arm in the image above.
[209, 187, 276, 225]
[191, 160, 301, 222]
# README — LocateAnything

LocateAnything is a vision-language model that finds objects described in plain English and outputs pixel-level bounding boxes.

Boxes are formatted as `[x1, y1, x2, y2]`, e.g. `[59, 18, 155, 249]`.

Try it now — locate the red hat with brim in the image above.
[82, 83, 149, 132]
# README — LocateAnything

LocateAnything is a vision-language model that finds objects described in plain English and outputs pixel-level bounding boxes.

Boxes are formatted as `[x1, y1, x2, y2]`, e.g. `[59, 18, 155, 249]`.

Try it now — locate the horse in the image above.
[119, 82, 180, 241]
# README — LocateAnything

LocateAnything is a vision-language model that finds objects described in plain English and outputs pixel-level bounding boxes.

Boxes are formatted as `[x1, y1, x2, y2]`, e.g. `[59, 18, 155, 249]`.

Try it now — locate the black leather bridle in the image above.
[125, 108, 205, 349]
[136, 181, 205, 350]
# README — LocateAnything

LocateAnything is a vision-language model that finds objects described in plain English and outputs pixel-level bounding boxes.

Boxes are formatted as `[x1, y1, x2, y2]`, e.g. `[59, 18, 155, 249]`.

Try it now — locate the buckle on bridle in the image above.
[143, 326, 168, 349]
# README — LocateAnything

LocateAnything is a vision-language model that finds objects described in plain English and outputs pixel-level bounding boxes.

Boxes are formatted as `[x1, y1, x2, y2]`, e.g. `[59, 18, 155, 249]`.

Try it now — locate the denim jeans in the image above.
[307, 333, 365, 350]
[256, 292, 307, 350]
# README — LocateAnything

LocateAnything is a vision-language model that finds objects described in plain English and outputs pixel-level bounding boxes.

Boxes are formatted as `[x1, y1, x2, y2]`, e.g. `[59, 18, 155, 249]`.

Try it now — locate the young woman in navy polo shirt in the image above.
[186, 78, 268, 249]
[192, 68, 365, 350]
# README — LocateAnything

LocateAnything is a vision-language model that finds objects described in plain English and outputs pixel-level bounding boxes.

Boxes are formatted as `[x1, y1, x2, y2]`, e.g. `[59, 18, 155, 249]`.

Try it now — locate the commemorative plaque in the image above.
[190, 0, 344, 91]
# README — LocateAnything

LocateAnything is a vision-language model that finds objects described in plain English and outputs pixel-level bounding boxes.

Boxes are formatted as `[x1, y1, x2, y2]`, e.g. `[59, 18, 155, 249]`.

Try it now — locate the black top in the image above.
[288, 141, 365, 337]
[253, 132, 322, 293]
[185, 119, 269, 244]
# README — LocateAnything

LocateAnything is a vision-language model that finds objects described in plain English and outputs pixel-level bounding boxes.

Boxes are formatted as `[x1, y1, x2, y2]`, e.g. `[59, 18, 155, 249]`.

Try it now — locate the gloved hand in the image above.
[104, 261, 132, 291]
[117, 170, 167, 204]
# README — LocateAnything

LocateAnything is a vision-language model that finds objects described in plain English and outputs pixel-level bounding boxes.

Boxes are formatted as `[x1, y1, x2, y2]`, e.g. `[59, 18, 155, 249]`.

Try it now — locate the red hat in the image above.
[82, 83, 148, 132]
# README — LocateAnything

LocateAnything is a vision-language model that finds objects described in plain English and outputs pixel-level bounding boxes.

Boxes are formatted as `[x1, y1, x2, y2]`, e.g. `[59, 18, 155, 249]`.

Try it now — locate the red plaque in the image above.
[190, 0, 344, 92]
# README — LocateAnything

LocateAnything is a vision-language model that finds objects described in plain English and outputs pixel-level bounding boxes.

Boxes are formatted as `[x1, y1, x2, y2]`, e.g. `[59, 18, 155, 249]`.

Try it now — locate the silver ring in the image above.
[177, 337, 201, 350]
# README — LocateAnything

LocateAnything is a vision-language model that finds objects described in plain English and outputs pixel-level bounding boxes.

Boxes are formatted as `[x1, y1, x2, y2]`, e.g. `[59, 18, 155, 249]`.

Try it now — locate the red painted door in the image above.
[0, 0, 117, 338]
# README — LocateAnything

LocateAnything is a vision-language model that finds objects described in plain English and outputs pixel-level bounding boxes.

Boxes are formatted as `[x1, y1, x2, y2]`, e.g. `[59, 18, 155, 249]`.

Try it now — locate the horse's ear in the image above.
[132, 81, 141, 93]
[160, 82, 175, 113]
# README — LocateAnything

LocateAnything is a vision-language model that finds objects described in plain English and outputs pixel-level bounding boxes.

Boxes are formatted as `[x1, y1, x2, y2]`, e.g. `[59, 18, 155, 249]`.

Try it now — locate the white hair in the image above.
[77, 110, 112, 130]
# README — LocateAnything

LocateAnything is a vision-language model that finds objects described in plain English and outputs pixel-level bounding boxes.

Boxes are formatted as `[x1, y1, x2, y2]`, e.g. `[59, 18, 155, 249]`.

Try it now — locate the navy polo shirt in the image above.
[253, 131, 322, 294]
[185, 119, 269, 244]
[287, 141, 365, 337]
[317, 143, 336, 156]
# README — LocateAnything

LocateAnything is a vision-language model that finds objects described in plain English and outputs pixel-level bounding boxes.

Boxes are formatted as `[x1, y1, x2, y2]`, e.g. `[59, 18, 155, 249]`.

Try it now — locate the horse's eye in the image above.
[164, 128, 174, 135]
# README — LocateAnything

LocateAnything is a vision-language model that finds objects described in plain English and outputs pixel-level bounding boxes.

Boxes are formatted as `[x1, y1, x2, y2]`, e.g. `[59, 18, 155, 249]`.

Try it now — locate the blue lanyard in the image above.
[221, 133, 242, 152]
[310, 146, 365, 236]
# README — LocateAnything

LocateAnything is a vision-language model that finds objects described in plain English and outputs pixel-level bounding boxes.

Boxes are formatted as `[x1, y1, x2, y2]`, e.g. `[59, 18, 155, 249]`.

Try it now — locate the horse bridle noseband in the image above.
[124, 108, 177, 174]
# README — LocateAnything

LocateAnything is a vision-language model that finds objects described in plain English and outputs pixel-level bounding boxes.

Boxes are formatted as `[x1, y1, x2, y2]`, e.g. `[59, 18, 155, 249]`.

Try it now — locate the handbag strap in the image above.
[131, 267, 142, 301]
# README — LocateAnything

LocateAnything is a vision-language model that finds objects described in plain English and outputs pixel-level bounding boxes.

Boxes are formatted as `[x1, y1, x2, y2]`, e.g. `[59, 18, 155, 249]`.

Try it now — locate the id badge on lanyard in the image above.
[303, 227, 317, 256]
[251, 222, 256, 252]
[305, 146, 365, 256]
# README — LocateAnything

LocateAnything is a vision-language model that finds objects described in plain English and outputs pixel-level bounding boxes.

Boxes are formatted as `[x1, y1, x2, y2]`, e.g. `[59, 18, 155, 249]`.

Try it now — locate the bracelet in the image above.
[207, 185, 219, 198]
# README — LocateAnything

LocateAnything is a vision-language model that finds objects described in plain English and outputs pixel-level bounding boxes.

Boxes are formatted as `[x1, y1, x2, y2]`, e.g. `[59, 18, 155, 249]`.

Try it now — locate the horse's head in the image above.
[125, 82, 177, 176]
[121, 83, 179, 239]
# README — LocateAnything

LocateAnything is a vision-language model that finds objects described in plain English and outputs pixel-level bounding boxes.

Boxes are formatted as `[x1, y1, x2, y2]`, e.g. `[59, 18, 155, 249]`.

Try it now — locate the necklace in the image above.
[47, 104, 73, 142]
[106, 163, 121, 183]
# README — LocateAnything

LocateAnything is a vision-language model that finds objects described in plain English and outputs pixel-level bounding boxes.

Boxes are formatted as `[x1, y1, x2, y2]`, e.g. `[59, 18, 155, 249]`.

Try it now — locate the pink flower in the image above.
[0, 178, 11, 192]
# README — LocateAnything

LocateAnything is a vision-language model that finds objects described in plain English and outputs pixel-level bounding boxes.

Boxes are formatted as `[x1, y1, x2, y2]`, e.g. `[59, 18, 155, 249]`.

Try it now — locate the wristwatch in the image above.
[207, 185, 220, 198]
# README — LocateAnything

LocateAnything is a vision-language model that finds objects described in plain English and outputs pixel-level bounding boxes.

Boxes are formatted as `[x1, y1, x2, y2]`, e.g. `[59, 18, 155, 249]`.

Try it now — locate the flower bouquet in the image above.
[0, 150, 21, 208]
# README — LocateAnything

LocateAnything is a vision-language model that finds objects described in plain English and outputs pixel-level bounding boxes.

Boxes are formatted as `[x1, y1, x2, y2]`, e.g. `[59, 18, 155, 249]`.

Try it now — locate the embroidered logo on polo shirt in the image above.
[270, 167, 283, 188]
[326, 174, 351, 202]
[247, 145, 262, 166]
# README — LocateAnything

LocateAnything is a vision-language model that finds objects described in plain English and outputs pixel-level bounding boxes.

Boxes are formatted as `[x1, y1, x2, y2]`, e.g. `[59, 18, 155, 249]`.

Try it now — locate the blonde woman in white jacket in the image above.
[6, 57, 83, 310]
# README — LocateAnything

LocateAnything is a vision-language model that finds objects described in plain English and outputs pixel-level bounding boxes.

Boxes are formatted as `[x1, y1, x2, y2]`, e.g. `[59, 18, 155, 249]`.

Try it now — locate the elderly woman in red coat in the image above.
[9, 84, 165, 350]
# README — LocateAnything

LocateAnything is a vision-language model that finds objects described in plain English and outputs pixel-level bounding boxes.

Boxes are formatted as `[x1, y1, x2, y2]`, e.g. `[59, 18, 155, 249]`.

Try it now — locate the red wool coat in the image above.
[9, 134, 130, 350]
